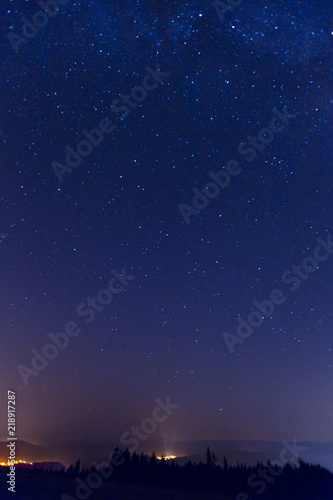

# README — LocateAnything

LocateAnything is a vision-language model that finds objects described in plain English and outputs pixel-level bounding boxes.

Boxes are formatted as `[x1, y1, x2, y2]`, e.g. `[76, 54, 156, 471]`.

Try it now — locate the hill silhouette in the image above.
[0, 447, 332, 500]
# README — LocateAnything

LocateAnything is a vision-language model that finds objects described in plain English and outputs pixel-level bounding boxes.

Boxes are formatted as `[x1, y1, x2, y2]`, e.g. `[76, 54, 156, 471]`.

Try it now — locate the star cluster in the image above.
[0, 0, 332, 447]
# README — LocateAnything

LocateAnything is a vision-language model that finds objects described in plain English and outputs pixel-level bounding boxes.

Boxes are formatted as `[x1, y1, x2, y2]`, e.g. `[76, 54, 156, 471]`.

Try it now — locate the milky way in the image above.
[1, 0, 332, 450]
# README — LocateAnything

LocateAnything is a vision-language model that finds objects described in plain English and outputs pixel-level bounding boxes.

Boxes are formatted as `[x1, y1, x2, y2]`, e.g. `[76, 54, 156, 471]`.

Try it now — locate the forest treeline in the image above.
[1, 447, 333, 499]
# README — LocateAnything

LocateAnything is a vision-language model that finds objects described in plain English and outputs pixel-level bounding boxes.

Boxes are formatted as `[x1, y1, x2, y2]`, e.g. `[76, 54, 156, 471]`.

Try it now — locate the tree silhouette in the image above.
[206, 446, 212, 466]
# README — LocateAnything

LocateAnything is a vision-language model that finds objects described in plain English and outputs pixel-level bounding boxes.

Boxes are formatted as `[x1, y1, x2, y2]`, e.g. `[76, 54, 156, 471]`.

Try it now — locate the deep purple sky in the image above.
[0, 0, 332, 452]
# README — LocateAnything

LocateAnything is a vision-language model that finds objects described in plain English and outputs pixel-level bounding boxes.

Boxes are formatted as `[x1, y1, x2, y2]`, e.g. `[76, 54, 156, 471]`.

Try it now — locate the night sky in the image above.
[1, 0, 333, 454]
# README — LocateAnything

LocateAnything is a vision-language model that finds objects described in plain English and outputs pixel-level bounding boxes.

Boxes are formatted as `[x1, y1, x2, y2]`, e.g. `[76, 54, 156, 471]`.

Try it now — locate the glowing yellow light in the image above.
[157, 455, 177, 460]
[0, 460, 33, 466]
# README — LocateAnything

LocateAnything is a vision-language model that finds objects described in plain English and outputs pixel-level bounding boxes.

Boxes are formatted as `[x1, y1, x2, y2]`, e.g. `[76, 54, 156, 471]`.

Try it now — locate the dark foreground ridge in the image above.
[1, 447, 333, 500]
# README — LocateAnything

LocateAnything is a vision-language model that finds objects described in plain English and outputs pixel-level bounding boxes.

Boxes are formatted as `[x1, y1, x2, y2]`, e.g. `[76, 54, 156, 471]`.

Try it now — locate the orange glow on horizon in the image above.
[0, 459, 33, 466]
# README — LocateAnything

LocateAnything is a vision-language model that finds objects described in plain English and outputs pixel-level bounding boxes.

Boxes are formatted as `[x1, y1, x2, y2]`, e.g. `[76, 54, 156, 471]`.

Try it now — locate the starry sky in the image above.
[0, 0, 333, 452]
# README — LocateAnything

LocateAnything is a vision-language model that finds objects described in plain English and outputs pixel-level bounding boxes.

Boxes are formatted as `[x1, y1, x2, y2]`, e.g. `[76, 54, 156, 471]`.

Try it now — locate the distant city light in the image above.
[0, 460, 33, 466]
[157, 455, 177, 460]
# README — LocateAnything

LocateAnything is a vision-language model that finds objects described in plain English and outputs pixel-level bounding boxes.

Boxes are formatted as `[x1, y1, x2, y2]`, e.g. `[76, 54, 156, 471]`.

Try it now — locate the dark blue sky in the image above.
[0, 0, 332, 450]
